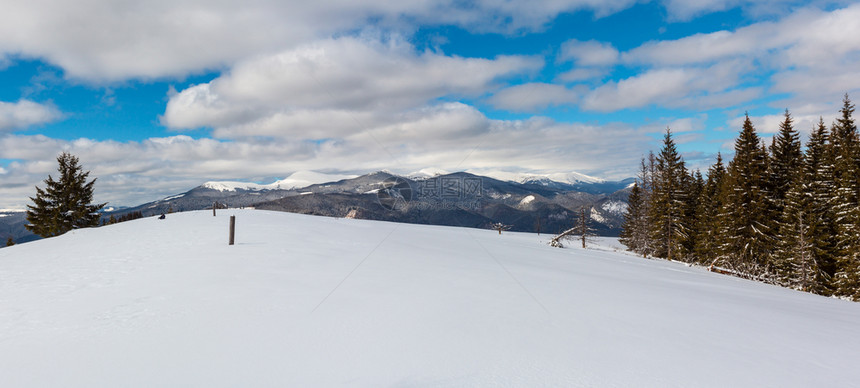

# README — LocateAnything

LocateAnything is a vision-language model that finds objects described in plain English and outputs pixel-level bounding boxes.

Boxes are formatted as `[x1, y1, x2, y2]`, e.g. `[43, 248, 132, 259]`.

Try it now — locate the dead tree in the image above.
[550, 207, 594, 248]
[492, 222, 512, 235]
[550, 226, 577, 247]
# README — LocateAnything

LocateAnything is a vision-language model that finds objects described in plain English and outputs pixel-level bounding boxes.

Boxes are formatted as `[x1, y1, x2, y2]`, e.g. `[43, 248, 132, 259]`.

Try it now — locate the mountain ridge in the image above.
[111, 170, 634, 237]
[2, 169, 635, 245]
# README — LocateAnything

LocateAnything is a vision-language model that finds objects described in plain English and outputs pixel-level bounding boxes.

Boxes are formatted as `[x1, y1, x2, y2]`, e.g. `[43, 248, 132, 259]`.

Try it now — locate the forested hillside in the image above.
[621, 95, 860, 300]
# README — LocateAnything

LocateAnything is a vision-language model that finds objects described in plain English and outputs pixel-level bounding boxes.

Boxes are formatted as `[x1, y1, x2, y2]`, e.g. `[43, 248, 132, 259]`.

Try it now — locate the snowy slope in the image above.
[407, 167, 451, 179]
[1, 210, 859, 387]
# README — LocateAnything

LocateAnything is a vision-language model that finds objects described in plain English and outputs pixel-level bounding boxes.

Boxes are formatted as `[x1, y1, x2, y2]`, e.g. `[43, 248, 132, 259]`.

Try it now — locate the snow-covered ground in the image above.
[1, 210, 859, 387]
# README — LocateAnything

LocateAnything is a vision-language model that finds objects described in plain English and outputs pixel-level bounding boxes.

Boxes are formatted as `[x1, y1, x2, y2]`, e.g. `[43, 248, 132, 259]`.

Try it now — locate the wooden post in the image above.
[213, 202, 217, 216]
[229, 215, 235, 245]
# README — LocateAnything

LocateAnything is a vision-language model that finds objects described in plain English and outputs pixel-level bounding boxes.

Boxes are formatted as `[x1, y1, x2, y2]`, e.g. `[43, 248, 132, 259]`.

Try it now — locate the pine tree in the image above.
[25, 152, 107, 238]
[679, 169, 704, 262]
[694, 154, 727, 265]
[778, 184, 821, 292]
[5, 237, 13, 247]
[718, 114, 773, 278]
[769, 109, 802, 217]
[830, 95, 860, 299]
[776, 118, 840, 294]
[647, 128, 688, 261]
[621, 157, 654, 257]
[638, 153, 656, 256]
[620, 182, 646, 254]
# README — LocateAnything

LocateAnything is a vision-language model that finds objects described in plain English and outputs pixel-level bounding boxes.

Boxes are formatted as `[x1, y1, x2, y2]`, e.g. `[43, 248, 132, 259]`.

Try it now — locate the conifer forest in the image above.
[620, 95, 860, 301]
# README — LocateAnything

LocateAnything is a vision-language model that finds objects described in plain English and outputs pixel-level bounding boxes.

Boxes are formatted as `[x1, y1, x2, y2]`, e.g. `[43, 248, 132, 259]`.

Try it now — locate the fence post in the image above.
[213, 202, 217, 217]
[229, 215, 235, 245]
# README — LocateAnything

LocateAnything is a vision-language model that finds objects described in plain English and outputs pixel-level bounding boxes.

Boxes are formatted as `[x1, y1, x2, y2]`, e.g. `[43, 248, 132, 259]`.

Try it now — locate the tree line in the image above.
[620, 95, 860, 301]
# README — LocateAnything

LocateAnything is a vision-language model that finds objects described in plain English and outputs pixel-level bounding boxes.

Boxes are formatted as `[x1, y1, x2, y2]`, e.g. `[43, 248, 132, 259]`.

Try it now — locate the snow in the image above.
[518, 194, 536, 207]
[202, 171, 357, 192]
[1, 210, 859, 387]
[202, 180, 270, 192]
[160, 193, 186, 201]
[470, 170, 605, 185]
[590, 208, 606, 223]
[1, 209, 25, 217]
[271, 171, 356, 190]
[407, 167, 451, 179]
[601, 200, 628, 215]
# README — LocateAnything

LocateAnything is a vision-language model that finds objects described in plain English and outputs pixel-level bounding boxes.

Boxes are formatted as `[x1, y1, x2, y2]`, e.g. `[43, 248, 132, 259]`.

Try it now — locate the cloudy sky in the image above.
[2, 0, 859, 208]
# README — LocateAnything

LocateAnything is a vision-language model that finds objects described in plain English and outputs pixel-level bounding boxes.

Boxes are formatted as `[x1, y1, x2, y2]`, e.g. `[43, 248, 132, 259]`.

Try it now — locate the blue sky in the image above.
[1, 0, 859, 208]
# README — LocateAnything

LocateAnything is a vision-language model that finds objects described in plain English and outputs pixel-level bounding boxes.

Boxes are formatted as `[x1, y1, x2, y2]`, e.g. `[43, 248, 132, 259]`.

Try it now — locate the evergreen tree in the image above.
[719, 114, 773, 277]
[5, 237, 13, 247]
[647, 128, 688, 261]
[25, 152, 106, 238]
[777, 118, 840, 293]
[769, 109, 802, 217]
[679, 169, 704, 262]
[620, 182, 647, 255]
[778, 185, 821, 292]
[830, 95, 860, 299]
[639, 153, 657, 256]
[694, 153, 727, 265]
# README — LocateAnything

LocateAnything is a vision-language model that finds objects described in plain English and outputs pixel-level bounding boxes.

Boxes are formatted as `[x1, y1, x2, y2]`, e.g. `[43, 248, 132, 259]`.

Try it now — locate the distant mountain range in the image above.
[1, 170, 635, 245]
[0, 210, 35, 244]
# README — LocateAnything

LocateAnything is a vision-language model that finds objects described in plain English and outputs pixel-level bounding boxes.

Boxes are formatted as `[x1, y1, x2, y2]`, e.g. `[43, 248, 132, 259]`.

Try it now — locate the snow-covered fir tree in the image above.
[619, 182, 647, 256]
[829, 95, 860, 299]
[620, 95, 860, 299]
[694, 153, 726, 266]
[718, 114, 775, 277]
[646, 129, 689, 261]
[768, 110, 802, 222]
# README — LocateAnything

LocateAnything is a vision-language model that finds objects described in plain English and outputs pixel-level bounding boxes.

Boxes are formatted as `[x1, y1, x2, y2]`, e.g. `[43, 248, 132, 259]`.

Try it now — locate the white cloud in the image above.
[581, 59, 755, 111]
[0, 100, 63, 131]
[487, 83, 579, 112]
[576, 5, 860, 115]
[162, 36, 542, 134]
[0, 0, 636, 82]
[659, 0, 827, 21]
[558, 40, 619, 66]
[639, 115, 708, 134]
[0, 105, 654, 208]
[728, 111, 834, 139]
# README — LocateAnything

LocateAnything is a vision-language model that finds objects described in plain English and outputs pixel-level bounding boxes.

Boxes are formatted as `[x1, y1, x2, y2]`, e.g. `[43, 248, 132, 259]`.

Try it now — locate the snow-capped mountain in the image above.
[466, 169, 634, 195]
[102, 169, 635, 236]
[407, 167, 451, 180]
[202, 171, 358, 192]
[0, 209, 36, 244]
[470, 170, 605, 185]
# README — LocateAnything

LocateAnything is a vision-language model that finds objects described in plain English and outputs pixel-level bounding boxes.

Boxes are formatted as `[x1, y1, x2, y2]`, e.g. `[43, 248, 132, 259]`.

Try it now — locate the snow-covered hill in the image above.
[2, 210, 859, 386]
